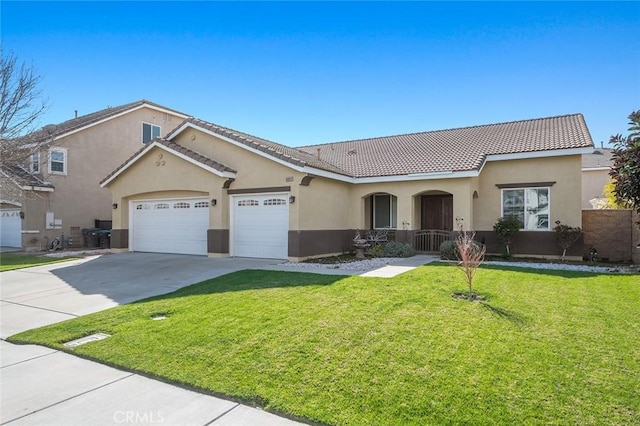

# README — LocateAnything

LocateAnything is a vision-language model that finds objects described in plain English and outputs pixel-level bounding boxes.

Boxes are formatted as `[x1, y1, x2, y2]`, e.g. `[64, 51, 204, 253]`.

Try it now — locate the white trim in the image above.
[20, 185, 54, 192]
[501, 186, 551, 231]
[141, 122, 161, 145]
[49, 103, 188, 143]
[166, 122, 595, 185]
[31, 151, 40, 173]
[1, 200, 22, 207]
[100, 141, 236, 187]
[582, 167, 611, 172]
[485, 147, 594, 163]
[48, 147, 68, 175]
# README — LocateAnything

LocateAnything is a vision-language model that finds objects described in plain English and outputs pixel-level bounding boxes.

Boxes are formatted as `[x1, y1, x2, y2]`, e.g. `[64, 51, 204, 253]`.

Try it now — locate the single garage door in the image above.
[132, 198, 209, 255]
[232, 194, 289, 259]
[0, 209, 22, 248]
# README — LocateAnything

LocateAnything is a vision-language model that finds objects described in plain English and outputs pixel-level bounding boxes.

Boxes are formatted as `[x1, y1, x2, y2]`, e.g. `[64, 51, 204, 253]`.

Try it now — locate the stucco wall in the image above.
[17, 107, 185, 249]
[474, 155, 583, 230]
[581, 168, 609, 209]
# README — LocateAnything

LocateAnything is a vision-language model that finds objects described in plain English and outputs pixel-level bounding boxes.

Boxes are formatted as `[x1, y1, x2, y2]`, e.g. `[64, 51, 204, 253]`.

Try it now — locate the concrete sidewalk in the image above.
[1, 252, 435, 425]
[1, 341, 301, 425]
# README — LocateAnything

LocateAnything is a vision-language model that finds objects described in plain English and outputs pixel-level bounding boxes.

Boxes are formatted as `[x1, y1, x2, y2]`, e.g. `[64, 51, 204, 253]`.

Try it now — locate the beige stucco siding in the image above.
[296, 177, 351, 230]
[19, 107, 185, 249]
[349, 179, 474, 230]
[581, 168, 609, 209]
[474, 155, 583, 230]
[106, 147, 223, 229]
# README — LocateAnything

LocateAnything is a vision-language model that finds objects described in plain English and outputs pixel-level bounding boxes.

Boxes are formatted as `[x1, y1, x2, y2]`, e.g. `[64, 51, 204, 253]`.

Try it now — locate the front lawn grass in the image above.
[9, 265, 639, 425]
[0, 252, 78, 272]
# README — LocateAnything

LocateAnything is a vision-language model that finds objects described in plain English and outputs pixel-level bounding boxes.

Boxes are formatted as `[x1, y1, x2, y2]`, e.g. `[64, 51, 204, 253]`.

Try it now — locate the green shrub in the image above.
[366, 244, 384, 258]
[439, 240, 459, 260]
[493, 216, 522, 256]
[382, 241, 416, 258]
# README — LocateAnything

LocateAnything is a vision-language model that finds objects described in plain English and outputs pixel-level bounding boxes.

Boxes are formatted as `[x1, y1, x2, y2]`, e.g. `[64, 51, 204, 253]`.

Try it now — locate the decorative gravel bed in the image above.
[281, 257, 404, 271]
[44, 249, 112, 258]
[484, 260, 638, 274]
[281, 256, 638, 274]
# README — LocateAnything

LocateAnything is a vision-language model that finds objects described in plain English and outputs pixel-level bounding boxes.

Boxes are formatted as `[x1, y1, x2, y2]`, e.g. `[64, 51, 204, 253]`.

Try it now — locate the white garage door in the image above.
[132, 198, 209, 255]
[0, 209, 22, 248]
[232, 194, 289, 259]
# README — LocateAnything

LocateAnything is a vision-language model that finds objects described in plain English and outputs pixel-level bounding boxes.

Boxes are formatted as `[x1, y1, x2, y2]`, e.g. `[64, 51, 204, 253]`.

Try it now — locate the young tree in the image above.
[553, 221, 582, 261]
[609, 110, 640, 214]
[493, 216, 521, 257]
[455, 219, 486, 301]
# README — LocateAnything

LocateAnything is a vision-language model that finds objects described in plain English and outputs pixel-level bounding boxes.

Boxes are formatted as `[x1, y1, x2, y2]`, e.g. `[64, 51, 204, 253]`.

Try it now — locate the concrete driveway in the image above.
[1, 253, 304, 425]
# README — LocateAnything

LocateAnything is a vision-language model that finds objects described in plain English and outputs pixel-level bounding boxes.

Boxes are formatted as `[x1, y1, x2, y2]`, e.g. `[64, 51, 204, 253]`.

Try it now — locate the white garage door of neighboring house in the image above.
[131, 198, 209, 256]
[232, 194, 289, 259]
[0, 209, 22, 248]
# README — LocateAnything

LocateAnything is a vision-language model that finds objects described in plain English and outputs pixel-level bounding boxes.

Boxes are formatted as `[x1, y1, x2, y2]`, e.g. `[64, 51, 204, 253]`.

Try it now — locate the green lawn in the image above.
[0, 253, 78, 272]
[9, 265, 639, 425]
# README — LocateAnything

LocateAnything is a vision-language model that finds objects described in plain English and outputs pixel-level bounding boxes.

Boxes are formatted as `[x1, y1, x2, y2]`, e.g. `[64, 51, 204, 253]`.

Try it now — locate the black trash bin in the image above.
[82, 228, 100, 248]
[98, 230, 111, 249]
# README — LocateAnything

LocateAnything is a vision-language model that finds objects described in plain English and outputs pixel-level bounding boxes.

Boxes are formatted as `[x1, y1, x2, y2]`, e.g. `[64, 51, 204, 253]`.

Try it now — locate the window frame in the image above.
[501, 187, 551, 231]
[30, 151, 40, 173]
[142, 122, 161, 144]
[48, 147, 67, 175]
[372, 194, 397, 229]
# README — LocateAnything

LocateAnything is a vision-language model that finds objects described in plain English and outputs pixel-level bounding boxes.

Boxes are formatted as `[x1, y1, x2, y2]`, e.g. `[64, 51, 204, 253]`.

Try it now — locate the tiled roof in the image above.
[582, 148, 614, 169]
[0, 165, 54, 190]
[171, 118, 351, 176]
[298, 114, 594, 177]
[100, 138, 236, 185]
[23, 100, 187, 144]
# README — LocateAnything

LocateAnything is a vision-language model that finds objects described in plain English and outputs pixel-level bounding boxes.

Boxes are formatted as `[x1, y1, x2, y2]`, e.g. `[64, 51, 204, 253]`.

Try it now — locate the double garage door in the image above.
[131, 194, 289, 259]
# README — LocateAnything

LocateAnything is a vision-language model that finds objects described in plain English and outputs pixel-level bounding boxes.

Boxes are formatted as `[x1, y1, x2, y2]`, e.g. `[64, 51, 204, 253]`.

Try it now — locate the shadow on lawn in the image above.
[480, 263, 609, 279]
[132, 269, 347, 302]
[480, 302, 529, 325]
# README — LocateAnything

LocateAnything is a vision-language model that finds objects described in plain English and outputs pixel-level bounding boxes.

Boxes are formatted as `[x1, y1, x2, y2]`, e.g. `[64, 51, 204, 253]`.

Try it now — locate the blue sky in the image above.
[2, 1, 638, 147]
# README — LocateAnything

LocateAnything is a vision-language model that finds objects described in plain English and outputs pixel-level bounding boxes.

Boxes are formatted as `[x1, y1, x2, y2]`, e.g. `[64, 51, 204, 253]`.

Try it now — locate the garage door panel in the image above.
[233, 194, 288, 259]
[132, 199, 209, 256]
[0, 209, 22, 248]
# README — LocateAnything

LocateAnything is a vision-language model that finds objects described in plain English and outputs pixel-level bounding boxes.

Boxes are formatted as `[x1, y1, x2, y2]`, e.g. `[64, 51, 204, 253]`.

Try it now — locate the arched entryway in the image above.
[414, 190, 454, 253]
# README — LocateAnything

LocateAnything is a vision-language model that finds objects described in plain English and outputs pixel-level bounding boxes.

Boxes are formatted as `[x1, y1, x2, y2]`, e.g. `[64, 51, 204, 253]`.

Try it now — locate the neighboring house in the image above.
[0, 100, 188, 250]
[101, 113, 594, 261]
[581, 146, 615, 209]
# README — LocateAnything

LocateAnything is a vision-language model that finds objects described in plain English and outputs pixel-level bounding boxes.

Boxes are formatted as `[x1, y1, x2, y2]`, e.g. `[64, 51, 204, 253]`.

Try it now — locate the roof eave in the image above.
[47, 102, 189, 144]
[100, 141, 236, 188]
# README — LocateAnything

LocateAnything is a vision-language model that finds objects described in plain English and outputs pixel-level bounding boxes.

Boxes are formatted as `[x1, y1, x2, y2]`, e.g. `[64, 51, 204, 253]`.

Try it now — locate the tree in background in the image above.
[0, 49, 50, 198]
[609, 110, 640, 214]
[603, 179, 629, 209]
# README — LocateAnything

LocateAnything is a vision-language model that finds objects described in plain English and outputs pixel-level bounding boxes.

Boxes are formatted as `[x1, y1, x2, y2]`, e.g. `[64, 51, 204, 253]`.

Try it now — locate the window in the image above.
[135, 204, 150, 210]
[264, 198, 286, 206]
[194, 201, 209, 208]
[31, 151, 40, 173]
[48, 148, 67, 174]
[173, 202, 190, 209]
[373, 194, 397, 229]
[154, 203, 170, 209]
[238, 200, 259, 207]
[502, 187, 550, 230]
[142, 123, 161, 144]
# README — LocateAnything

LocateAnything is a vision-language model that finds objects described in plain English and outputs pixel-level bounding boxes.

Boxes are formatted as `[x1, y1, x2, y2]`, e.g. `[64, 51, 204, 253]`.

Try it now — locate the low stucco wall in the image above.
[582, 209, 639, 263]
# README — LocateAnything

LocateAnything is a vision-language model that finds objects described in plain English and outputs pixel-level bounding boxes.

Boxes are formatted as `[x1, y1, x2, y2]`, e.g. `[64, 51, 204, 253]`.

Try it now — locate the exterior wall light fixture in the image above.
[289, 196, 295, 204]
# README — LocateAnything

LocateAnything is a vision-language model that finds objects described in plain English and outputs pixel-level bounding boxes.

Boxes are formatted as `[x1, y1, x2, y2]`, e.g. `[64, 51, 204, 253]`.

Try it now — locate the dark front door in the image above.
[421, 195, 453, 231]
